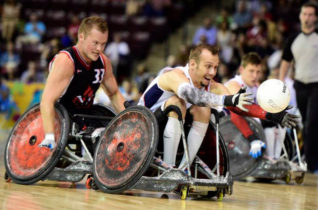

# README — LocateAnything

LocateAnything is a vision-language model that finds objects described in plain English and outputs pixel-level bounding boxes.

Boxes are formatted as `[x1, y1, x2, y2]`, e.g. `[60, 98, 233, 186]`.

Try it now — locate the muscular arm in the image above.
[101, 55, 125, 113]
[158, 69, 224, 108]
[40, 53, 74, 134]
[225, 80, 241, 95]
[279, 60, 291, 81]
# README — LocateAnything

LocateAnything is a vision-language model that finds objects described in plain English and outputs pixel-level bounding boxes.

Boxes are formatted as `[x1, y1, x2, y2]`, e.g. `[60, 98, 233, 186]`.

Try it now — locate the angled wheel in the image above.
[197, 121, 230, 177]
[219, 116, 265, 179]
[4, 103, 70, 184]
[93, 106, 158, 194]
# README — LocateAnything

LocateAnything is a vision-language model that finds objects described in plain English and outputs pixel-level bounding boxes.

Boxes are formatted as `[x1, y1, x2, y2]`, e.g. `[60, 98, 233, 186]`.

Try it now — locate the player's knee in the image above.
[190, 106, 211, 122]
[164, 96, 186, 118]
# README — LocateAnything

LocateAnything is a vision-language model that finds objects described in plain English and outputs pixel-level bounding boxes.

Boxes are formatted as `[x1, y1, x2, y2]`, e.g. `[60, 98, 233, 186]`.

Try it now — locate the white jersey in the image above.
[138, 64, 214, 112]
[226, 75, 258, 103]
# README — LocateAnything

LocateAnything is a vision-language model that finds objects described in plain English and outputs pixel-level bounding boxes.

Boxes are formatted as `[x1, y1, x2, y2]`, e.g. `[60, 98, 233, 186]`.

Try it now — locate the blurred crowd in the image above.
[0, 0, 316, 113]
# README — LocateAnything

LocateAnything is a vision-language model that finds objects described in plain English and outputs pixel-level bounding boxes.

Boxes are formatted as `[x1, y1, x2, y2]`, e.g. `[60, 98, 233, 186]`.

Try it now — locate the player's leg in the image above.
[264, 127, 275, 161]
[161, 96, 187, 167]
[178, 105, 210, 169]
[274, 125, 287, 160]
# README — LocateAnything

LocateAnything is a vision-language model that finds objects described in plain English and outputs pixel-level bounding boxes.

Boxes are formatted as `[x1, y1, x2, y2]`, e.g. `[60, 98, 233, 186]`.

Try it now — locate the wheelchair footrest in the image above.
[46, 161, 92, 182]
[250, 159, 291, 179]
[133, 169, 232, 193]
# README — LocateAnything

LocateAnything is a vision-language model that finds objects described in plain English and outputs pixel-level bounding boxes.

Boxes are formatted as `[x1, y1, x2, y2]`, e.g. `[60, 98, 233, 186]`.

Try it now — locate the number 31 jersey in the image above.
[50, 46, 107, 112]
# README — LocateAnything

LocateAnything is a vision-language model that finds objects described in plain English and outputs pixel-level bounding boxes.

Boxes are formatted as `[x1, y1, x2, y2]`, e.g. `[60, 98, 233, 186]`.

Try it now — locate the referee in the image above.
[279, 2, 318, 173]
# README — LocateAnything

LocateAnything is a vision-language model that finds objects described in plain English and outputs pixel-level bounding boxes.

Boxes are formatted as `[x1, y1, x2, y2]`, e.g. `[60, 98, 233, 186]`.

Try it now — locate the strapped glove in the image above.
[266, 107, 299, 128]
[38, 133, 56, 150]
[224, 87, 253, 112]
[249, 140, 266, 158]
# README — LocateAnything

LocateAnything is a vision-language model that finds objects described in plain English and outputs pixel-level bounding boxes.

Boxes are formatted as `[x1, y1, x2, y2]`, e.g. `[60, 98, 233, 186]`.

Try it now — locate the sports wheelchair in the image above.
[219, 115, 306, 184]
[4, 103, 233, 200]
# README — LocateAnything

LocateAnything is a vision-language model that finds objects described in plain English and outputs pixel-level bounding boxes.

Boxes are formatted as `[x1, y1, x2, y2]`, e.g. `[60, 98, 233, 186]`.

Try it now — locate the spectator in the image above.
[192, 17, 217, 46]
[1, 0, 21, 42]
[126, 0, 143, 17]
[142, 0, 170, 17]
[20, 61, 45, 84]
[233, 0, 253, 32]
[217, 20, 234, 64]
[104, 33, 130, 79]
[16, 13, 46, 46]
[0, 75, 10, 112]
[0, 42, 20, 80]
[119, 79, 139, 103]
[68, 15, 80, 43]
[39, 38, 60, 70]
[216, 8, 233, 27]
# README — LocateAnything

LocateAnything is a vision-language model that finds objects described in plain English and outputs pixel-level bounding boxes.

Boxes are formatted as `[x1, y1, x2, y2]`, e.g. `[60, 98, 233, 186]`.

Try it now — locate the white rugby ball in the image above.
[256, 79, 291, 113]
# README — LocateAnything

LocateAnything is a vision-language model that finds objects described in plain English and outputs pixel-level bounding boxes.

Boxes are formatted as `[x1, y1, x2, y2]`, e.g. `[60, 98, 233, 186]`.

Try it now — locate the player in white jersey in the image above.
[226, 52, 286, 161]
[138, 44, 253, 168]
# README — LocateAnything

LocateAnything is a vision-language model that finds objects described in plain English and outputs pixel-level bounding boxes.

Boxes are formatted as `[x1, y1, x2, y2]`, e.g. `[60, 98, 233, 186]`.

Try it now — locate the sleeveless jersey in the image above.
[138, 64, 213, 112]
[51, 46, 107, 113]
[226, 75, 258, 103]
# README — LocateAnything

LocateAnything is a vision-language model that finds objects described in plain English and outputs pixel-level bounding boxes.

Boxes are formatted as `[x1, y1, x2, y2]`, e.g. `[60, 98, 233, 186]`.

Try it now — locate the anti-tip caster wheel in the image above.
[285, 172, 292, 184]
[86, 175, 98, 190]
[180, 186, 189, 200]
[4, 171, 11, 182]
[295, 173, 305, 185]
[217, 191, 224, 201]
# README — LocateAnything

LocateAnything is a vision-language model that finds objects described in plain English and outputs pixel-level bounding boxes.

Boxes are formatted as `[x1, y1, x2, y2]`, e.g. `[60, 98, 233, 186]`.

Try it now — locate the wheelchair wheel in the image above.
[4, 103, 70, 184]
[197, 121, 229, 177]
[93, 105, 158, 194]
[219, 116, 265, 179]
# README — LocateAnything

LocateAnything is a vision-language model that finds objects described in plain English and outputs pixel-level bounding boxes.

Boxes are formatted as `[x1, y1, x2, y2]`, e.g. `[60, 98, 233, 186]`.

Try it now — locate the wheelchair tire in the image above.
[219, 116, 265, 180]
[4, 103, 70, 184]
[93, 105, 158, 194]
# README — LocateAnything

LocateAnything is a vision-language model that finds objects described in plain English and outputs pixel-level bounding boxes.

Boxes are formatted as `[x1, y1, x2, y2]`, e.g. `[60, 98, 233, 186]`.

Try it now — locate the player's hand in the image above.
[280, 112, 299, 128]
[38, 133, 56, 150]
[249, 140, 266, 158]
[224, 88, 253, 112]
[266, 109, 299, 128]
[92, 127, 105, 139]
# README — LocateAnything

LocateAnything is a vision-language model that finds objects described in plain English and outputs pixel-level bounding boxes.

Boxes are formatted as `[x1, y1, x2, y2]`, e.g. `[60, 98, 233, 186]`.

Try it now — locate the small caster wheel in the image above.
[86, 175, 98, 190]
[285, 172, 291, 184]
[295, 174, 305, 185]
[4, 172, 11, 182]
[217, 191, 224, 201]
[180, 186, 188, 200]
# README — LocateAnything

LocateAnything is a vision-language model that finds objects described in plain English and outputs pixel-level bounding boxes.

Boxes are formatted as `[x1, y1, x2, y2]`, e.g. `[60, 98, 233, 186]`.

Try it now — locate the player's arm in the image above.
[158, 69, 252, 110]
[225, 80, 241, 95]
[210, 81, 231, 95]
[40, 53, 74, 134]
[279, 34, 295, 81]
[100, 54, 125, 113]
[278, 60, 291, 81]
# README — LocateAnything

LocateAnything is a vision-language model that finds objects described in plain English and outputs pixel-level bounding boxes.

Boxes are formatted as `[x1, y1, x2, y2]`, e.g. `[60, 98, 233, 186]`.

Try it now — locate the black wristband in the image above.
[265, 111, 285, 124]
[224, 95, 239, 107]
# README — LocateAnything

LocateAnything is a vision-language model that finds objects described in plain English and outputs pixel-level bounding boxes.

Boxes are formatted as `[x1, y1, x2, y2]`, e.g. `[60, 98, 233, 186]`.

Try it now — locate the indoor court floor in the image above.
[1, 130, 317, 210]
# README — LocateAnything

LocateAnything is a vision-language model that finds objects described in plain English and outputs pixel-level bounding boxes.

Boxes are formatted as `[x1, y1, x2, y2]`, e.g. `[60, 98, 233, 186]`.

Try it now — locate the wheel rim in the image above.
[94, 106, 158, 193]
[5, 103, 69, 182]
